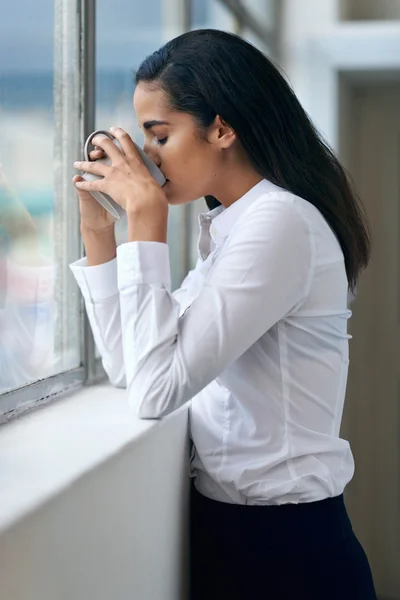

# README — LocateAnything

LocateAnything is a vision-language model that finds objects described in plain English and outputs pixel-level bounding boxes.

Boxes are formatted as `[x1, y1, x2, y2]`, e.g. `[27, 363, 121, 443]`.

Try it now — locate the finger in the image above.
[91, 134, 124, 163]
[73, 160, 109, 177]
[74, 178, 104, 193]
[73, 175, 95, 197]
[73, 175, 89, 186]
[89, 149, 105, 160]
[109, 127, 142, 162]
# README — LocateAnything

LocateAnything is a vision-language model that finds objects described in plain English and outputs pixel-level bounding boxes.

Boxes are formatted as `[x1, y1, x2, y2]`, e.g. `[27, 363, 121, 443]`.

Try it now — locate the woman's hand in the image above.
[74, 127, 168, 244]
[73, 127, 167, 215]
[73, 142, 117, 235]
[73, 173, 116, 235]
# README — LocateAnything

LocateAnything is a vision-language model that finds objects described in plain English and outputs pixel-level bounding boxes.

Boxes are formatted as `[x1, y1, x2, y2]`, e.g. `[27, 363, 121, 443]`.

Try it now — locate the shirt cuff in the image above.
[69, 256, 119, 302]
[117, 241, 171, 290]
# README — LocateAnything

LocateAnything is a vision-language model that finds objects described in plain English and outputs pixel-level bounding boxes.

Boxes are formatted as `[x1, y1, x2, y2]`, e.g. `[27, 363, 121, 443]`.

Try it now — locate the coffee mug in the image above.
[81, 129, 166, 219]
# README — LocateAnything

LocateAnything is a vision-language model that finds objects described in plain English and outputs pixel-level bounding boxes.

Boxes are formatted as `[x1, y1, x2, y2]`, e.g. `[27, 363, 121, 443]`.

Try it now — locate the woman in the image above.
[70, 29, 376, 599]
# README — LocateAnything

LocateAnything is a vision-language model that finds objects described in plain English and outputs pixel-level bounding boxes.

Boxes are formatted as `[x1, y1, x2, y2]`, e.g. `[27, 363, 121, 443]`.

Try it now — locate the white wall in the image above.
[0, 404, 190, 600]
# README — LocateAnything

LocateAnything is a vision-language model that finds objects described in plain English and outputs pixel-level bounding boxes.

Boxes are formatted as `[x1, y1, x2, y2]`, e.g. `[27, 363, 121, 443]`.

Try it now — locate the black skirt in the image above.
[190, 483, 377, 600]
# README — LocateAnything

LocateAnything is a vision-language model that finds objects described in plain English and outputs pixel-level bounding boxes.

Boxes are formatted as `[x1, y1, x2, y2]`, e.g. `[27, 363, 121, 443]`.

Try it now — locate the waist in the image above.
[191, 481, 354, 552]
[192, 449, 355, 505]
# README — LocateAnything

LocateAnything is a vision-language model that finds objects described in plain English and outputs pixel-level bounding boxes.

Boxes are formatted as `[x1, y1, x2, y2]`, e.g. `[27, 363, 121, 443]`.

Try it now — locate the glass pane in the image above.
[0, 0, 81, 395]
[96, 0, 189, 291]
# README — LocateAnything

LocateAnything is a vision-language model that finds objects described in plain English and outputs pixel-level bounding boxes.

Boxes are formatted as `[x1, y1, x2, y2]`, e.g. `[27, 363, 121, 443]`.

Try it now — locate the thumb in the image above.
[72, 175, 94, 201]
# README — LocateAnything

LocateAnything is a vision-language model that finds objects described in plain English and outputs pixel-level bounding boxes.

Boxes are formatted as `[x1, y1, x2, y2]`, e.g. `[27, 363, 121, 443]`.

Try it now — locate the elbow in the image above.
[128, 374, 179, 420]
[103, 362, 127, 389]
[137, 404, 166, 420]
[137, 393, 174, 420]
[110, 376, 127, 389]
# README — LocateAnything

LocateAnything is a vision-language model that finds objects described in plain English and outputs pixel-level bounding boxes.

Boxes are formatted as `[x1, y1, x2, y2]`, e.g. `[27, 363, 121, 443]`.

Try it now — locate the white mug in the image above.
[81, 129, 166, 219]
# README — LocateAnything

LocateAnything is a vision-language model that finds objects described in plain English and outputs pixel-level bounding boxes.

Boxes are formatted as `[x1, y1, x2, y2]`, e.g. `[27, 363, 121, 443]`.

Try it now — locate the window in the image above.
[0, 0, 82, 416]
[0, 0, 278, 420]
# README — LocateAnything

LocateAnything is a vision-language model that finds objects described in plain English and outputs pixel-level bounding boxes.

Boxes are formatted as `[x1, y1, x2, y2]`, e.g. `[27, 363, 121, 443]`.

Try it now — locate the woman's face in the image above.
[133, 83, 233, 206]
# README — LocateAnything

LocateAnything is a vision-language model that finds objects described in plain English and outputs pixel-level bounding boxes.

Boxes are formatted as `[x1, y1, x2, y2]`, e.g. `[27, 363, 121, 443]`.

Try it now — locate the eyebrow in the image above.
[143, 120, 170, 130]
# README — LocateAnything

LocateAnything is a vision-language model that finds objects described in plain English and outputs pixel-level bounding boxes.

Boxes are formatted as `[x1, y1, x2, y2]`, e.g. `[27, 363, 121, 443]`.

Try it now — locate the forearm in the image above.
[81, 227, 117, 266]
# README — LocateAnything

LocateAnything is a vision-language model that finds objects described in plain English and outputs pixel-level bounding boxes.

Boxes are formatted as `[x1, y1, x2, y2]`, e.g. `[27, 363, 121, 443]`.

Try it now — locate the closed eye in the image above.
[155, 137, 168, 145]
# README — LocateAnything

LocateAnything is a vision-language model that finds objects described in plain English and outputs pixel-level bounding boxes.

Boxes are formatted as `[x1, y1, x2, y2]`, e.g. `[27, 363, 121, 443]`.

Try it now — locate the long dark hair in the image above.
[135, 29, 370, 291]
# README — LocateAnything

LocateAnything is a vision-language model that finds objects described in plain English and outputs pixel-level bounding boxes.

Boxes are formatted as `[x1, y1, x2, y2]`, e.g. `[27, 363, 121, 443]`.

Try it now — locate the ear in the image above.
[210, 115, 237, 149]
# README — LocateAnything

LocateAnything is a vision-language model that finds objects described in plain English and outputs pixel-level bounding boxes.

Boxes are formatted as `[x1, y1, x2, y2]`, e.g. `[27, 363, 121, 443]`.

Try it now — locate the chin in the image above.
[166, 190, 193, 207]
[167, 188, 202, 207]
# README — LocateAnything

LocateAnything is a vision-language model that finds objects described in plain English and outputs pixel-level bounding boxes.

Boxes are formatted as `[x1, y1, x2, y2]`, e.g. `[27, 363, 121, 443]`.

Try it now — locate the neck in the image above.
[214, 172, 263, 208]
[210, 152, 264, 208]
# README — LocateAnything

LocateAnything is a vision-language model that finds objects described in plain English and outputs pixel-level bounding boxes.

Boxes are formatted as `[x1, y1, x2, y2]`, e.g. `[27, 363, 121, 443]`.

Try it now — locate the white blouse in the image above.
[70, 179, 355, 505]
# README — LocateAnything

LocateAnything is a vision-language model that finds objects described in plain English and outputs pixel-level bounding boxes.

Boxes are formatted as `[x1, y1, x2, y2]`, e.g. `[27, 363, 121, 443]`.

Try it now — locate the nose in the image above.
[143, 143, 161, 169]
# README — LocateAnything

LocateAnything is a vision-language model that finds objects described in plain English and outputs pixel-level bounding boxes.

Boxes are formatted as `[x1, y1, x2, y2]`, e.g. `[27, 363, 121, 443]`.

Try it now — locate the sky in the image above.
[0, 0, 165, 73]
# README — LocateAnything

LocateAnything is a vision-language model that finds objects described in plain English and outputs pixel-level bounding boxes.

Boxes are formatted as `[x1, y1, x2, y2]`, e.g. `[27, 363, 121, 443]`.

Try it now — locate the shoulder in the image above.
[229, 190, 317, 243]
[232, 190, 343, 261]
[242, 190, 324, 225]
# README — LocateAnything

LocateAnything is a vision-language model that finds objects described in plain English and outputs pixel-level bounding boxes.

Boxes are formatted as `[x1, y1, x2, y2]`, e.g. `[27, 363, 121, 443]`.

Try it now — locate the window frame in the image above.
[81, 0, 104, 386]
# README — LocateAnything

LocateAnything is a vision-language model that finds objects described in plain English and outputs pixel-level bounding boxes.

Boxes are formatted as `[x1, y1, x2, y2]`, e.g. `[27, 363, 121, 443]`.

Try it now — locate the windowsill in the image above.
[0, 383, 188, 535]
